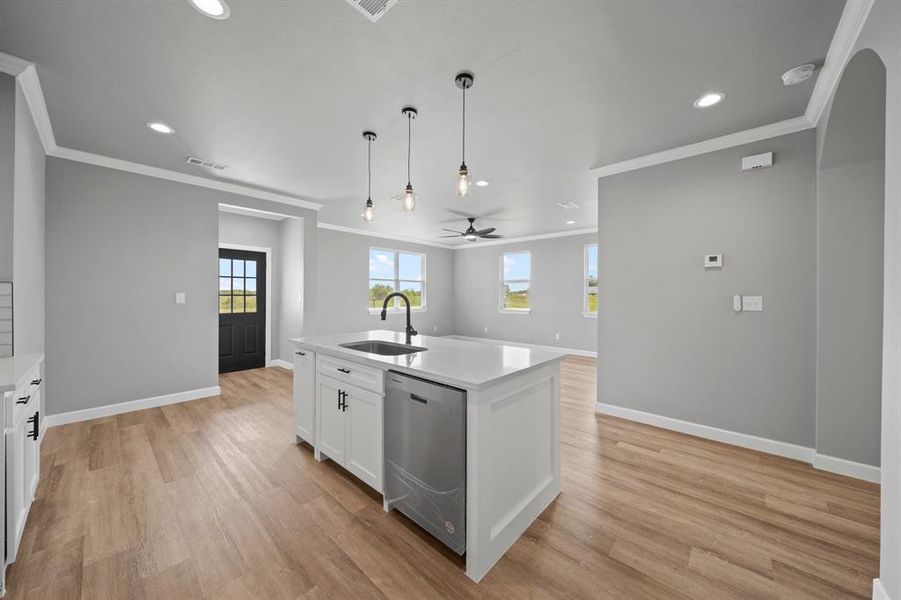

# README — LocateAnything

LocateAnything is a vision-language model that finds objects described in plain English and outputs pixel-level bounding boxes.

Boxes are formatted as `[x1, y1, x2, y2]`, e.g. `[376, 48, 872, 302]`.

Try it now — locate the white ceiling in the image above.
[0, 0, 844, 244]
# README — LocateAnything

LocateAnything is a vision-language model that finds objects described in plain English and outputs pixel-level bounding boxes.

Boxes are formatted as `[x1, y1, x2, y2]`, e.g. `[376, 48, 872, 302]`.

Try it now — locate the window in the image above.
[369, 248, 426, 311]
[219, 257, 258, 314]
[500, 251, 531, 312]
[584, 244, 598, 316]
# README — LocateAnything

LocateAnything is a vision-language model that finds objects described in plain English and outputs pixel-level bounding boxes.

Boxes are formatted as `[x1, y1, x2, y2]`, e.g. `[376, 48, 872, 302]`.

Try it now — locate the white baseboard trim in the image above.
[45, 386, 221, 427]
[813, 453, 881, 484]
[874, 578, 892, 600]
[268, 359, 294, 370]
[595, 402, 884, 483]
[445, 334, 597, 358]
[595, 402, 814, 462]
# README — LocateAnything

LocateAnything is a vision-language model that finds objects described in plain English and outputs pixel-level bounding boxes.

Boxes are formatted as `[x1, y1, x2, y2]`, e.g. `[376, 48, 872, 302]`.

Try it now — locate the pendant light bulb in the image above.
[457, 163, 471, 197]
[401, 106, 418, 212]
[403, 183, 416, 212]
[361, 130, 377, 223]
[454, 72, 474, 198]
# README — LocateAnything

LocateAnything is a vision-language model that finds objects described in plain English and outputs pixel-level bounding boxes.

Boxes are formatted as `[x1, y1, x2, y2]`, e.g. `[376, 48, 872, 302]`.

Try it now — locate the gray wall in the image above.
[597, 130, 817, 447]
[452, 233, 598, 352]
[820, 2, 900, 590]
[314, 228, 455, 338]
[13, 82, 45, 355]
[46, 158, 220, 414]
[44, 159, 319, 416]
[0, 74, 14, 282]
[816, 50, 886, 468]
[218, 211, 282, 364]
[279, 217, 304, 362]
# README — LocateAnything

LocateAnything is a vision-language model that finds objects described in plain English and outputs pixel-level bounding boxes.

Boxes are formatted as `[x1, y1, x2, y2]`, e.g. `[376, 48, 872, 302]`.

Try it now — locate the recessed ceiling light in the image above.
[475, 180, 490, 187]
[693, 92, 725, 109]
[146, 121, 175, 134]
[189, 0, 230, 19]
[565, 220, 576, 225]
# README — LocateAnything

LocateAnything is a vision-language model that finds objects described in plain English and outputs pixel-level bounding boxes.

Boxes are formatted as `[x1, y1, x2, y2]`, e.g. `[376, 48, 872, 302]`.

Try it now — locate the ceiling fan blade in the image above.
[444, 208, 474, 219]
[480, 234, 504, 239]
[474, 227, 496, 236]
[441, 228, 464, 234]
[439, 234, 463, 238]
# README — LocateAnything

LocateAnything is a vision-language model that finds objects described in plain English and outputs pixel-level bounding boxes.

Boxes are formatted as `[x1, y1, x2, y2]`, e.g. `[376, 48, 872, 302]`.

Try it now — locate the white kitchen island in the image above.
[289, 330, 563, 582]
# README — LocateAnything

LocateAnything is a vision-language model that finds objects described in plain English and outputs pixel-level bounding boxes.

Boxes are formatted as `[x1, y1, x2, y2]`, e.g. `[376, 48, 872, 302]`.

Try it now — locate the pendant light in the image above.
[454, 72, 474, 197]
[401, 106, 418, 211]
[361, 131, 376, 223]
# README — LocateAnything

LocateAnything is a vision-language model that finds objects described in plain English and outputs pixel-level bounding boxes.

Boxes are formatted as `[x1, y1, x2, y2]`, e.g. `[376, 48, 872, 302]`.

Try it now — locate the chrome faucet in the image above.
[381, 292, 418, 345]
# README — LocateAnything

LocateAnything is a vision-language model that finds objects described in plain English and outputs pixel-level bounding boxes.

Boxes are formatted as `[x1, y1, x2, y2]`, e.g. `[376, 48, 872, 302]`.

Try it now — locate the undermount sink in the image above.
[339, 340, 428, 356]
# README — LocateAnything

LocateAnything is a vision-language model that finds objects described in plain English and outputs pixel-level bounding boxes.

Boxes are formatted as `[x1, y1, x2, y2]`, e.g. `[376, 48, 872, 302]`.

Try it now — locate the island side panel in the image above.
[465, 360, 562, 582]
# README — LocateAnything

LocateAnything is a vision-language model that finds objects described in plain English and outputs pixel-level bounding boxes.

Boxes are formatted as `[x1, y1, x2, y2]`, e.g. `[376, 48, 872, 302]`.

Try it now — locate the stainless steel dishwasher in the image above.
[384, 371, 466, 555]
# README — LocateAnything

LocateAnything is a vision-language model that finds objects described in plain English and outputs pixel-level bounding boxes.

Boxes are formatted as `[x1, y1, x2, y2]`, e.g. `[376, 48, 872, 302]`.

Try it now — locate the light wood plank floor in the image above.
[6, 357, 879, 599]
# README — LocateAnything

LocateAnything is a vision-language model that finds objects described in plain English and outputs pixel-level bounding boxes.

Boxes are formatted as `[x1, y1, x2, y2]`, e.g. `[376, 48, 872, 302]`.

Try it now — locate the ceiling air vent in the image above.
[186, 156, 228, 171]
[558, 201, 579, 210]
[345, 0, 398, 23]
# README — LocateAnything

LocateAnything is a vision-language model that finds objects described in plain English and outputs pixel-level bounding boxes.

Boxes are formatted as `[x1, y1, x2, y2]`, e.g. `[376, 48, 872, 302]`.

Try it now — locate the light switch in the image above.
[742, 296, 763, 311]
[175, 292, 186, 304]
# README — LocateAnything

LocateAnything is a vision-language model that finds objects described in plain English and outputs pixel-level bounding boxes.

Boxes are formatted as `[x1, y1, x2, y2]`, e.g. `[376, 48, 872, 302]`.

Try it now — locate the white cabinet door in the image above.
[293, 349, 316, 444]
[23, 408, 39, 501]
[5, 419, 26, 563]
[347, 386, 383, 493]
[317, 376, 347, 466]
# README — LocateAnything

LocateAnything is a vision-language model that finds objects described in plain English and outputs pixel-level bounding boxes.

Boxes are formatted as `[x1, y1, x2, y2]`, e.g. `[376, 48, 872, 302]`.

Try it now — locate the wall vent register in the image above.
[186, 156, 228, 171]
[345, 0, 397, 22]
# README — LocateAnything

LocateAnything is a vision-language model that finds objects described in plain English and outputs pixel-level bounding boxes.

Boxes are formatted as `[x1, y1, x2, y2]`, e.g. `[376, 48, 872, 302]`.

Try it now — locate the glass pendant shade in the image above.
[362, 198, 374, 223]
[403, 183, 415, 211]
[456, 163, 471, 197]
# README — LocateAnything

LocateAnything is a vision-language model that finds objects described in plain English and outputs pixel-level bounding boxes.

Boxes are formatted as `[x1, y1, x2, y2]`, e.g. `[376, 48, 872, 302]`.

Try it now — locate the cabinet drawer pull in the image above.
[27, 412, 38, 441]
[31, 378, 42, 386]
[337, 367, 351, 374]
[16, 395, 30, 405]
[295, 351, 306, 356]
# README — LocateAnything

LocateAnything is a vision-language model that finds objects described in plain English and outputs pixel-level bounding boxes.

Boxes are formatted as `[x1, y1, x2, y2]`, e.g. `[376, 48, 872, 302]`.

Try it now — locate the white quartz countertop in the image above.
[289, 331, 564, 390]
[0, 354, 43, 394]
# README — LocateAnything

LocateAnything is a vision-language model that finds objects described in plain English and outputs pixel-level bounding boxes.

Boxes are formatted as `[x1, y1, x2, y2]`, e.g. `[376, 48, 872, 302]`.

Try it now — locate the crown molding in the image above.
[589, 116, 813, 179]
[804, 0, 875, 126]
[1, 50, 323, 211]
[316, 222, 457, 249]
[50, 146, 323, 210]
[16, 65, 57, 153]
[590, 0, 873, 179]
[452, 227, 598, 249]
[219, 203, 288, 221]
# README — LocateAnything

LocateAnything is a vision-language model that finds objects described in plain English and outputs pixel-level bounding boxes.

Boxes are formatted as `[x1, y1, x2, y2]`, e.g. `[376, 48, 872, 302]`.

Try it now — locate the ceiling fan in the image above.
[441, 217, 503, 242]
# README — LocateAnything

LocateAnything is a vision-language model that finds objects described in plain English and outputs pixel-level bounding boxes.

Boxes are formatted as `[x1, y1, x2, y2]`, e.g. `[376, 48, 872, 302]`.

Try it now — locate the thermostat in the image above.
[704, 254, 723, 269]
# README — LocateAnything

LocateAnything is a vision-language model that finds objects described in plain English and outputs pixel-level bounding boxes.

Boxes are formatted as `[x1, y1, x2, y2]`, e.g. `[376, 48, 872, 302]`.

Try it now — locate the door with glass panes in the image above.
[219, 249, 266, 373]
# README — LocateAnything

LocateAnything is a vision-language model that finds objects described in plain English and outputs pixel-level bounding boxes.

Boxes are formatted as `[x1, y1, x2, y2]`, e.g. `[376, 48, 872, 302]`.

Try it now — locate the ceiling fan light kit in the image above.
[441, 217, 503, 242]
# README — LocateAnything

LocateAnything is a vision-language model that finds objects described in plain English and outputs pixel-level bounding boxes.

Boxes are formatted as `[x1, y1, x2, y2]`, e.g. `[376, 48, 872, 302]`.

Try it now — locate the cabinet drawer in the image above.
[317, 354, 383, 395]
[11, 366, 41, 425]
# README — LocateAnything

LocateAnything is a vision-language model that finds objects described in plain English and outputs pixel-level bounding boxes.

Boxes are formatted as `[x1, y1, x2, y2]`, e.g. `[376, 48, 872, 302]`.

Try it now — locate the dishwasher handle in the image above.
[409, 393, 428, 405]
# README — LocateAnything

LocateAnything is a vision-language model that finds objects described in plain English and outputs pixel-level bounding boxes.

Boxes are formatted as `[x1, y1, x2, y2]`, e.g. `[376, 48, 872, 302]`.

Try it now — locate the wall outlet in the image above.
[175, 292, 186, 304]
[433, 325, 438, 332]
[742, 296, 764, 312]
[483, 326, 489, 334]
[555, 333, 560, 341]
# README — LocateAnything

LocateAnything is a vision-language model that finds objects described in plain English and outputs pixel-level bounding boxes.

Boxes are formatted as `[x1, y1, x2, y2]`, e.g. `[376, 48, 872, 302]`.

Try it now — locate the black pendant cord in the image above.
[367, 136, 372, 201]
[461, 85, 466, 165]
[407, 112, 412, 186]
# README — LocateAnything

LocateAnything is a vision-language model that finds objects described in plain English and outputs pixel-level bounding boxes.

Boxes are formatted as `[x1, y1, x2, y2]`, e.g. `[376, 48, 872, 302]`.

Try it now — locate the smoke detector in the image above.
[558, 201, 579, 210]
[186, 156, 228, 171]
[781, 63, 816, 86]
[346, 0, 398, 22]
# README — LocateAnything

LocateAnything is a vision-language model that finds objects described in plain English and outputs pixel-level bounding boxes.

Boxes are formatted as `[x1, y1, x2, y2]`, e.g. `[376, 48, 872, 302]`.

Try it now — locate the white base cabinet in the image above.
[3, 356, 43, 573]
[316, 371, 384, 493]
[292, 348, 315, 445]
